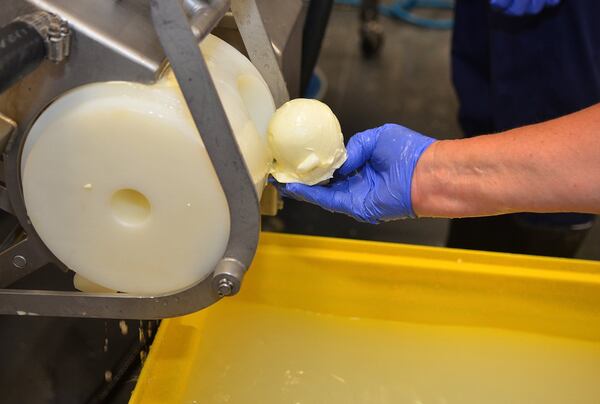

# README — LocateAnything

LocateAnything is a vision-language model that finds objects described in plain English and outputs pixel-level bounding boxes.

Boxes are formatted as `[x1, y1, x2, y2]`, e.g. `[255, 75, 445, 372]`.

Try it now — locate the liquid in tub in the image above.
[182, 302, 600, 404]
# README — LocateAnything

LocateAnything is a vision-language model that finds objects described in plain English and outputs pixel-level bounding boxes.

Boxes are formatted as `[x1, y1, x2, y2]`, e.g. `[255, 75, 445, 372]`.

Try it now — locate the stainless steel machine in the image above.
[0, 0, 306, 319]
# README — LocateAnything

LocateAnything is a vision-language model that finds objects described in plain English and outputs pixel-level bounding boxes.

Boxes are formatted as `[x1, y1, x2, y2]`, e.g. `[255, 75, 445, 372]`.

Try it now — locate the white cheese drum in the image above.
[20, 35, 275, 295]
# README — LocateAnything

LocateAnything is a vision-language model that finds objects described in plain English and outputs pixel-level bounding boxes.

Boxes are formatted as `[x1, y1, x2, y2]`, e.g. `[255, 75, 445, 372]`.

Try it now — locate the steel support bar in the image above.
[232, 0, 290, 107]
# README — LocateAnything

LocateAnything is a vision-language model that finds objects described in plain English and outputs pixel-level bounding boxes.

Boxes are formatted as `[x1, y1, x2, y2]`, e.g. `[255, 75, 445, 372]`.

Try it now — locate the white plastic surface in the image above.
[21, 35, 275, 295]
[268, 98, 346, 185]
[73, 273, 116, 293]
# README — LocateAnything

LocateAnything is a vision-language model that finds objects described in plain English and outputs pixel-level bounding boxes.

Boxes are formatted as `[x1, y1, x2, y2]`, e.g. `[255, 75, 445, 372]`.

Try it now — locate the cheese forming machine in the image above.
[0, 0, 306, 318]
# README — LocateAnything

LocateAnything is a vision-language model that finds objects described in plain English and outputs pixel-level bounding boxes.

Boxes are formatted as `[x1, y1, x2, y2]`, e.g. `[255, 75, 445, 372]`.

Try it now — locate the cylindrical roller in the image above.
[20, 35, 275, 295]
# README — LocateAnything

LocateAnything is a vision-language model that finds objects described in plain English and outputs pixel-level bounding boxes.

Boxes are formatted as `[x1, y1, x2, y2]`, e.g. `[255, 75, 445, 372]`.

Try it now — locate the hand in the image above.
[490, 0, 560, 16]
[275, 124, 436, 224]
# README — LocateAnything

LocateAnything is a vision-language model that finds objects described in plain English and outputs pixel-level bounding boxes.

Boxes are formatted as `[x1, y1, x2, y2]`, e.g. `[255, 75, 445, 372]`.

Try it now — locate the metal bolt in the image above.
[12, 255, 27, 269]
[216, 278, 234, 297]
[59, 21, 70, 35]
[48, 21, 61, 38]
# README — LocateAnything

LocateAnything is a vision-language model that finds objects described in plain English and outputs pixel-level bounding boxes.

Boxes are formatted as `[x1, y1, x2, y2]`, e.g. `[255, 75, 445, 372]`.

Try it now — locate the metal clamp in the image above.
[15, 11, 71, 63]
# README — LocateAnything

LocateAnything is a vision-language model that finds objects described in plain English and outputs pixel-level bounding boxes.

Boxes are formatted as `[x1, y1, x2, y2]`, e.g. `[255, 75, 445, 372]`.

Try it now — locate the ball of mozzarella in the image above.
[268, 98, 347, 185]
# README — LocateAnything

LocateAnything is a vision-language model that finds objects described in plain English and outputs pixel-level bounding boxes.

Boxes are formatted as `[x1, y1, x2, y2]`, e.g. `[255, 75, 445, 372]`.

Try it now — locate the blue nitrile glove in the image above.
[275, 124, 436, 224]
[490, 0, 560, 16]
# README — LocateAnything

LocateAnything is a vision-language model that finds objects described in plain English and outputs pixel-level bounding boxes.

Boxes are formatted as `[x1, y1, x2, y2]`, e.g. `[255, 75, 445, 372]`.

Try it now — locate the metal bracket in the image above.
[150, 0, 260, 294]
[231, 0, 290, 107]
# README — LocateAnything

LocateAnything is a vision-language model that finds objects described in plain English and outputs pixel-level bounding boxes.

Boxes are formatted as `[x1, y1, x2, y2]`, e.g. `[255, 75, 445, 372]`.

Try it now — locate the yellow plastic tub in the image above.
[131, 232, 600, 404]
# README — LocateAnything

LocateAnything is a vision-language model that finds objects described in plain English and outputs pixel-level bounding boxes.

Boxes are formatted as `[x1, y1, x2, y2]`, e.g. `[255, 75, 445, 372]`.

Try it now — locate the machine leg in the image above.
[301, 0, 334, 96]
[360, 0, 384, 57]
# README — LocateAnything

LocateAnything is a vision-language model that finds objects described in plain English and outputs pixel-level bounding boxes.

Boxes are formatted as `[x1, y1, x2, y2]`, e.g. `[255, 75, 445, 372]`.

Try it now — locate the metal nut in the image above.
[12, 255, 26, 269]
[216, 278, 234, 297]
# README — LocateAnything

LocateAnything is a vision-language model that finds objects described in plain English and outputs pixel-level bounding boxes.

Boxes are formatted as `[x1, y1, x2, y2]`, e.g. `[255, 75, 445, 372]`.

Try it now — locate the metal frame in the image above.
[0, 0, 289, 318]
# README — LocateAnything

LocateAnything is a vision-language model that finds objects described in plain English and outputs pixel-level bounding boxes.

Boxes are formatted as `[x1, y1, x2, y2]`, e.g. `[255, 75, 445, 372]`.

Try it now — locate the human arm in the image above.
[276, 104, 600, 222]
[412, 104, 600, 218]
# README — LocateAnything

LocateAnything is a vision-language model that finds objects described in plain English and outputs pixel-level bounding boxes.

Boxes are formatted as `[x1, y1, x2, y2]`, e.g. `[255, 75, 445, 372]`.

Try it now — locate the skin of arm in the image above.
[411, 104, 600, 218]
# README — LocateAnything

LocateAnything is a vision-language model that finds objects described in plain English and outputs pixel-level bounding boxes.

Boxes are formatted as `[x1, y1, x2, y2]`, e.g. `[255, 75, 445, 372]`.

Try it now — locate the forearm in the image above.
[412, 104, 600, 218]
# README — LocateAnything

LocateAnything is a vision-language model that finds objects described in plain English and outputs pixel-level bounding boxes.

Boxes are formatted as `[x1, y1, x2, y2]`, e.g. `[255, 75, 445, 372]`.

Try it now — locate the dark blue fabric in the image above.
[451, 0, 599, 227]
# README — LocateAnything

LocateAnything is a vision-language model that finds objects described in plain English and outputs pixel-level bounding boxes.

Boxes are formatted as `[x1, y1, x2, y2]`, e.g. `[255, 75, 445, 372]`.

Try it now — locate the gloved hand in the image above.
[275, 124, 436, 224]
[490, 0, 560, 16]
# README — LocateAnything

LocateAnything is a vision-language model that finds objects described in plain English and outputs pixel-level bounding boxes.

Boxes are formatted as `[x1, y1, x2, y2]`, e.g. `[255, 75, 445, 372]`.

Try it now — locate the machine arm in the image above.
[151, 0, 260, 297]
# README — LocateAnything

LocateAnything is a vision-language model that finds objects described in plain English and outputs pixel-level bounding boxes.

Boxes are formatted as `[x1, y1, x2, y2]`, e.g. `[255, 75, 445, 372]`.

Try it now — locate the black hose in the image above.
[301, 0, 334, 96]
[0, 21, 46, 94]
[85, 320, 160, 404]
[85, 334, 143, 404]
